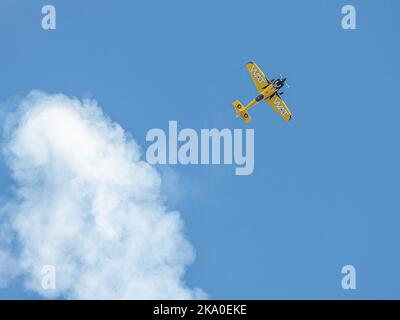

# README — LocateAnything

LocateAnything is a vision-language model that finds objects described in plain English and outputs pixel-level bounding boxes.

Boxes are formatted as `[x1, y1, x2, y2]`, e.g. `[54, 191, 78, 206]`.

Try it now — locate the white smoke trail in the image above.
[0, 91, 204, 299]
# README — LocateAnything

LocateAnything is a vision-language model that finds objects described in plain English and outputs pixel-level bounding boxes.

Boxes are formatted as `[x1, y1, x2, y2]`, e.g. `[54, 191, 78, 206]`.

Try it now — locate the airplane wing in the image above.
[265, 94, 292, 122]
[246, 61, 269, 93]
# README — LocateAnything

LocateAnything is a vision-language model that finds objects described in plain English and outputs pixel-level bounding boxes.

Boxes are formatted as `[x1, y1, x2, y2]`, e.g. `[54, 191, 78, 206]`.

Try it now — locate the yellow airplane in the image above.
[233, 61, 292, 123]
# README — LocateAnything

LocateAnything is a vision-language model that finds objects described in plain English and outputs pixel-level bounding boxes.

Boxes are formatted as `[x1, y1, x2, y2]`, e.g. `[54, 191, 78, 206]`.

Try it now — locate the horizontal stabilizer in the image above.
[233, 100, 251, 123]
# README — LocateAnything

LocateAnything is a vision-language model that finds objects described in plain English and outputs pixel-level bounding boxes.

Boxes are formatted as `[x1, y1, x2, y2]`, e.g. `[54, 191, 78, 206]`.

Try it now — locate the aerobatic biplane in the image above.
[233, 61, 293, 123]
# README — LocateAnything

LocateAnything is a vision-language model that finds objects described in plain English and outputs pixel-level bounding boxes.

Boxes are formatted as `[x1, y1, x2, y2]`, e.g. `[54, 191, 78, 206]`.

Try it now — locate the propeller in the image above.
[279, 74, 290, 89]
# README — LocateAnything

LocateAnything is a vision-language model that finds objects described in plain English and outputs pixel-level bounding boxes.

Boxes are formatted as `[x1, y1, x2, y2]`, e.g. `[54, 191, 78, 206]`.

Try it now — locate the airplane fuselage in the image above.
[245, 82, 280, 110]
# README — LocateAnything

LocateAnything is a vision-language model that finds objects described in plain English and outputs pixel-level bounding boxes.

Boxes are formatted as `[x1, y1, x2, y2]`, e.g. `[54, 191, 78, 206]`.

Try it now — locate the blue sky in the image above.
[0, 0, 399, 299]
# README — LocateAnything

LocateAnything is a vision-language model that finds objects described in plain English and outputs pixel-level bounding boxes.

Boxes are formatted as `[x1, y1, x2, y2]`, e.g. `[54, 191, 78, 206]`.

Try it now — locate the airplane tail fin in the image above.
[233, 100, 252, 123]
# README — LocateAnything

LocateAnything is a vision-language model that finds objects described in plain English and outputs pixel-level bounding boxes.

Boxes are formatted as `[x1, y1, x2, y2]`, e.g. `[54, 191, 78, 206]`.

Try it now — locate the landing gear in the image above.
[269, 92, 277, 99]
